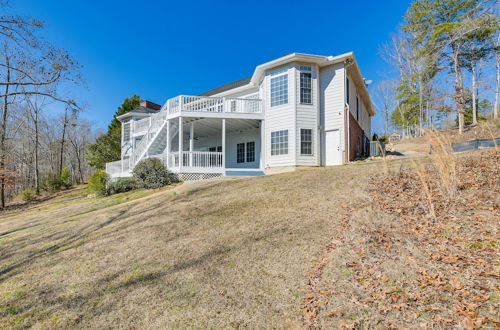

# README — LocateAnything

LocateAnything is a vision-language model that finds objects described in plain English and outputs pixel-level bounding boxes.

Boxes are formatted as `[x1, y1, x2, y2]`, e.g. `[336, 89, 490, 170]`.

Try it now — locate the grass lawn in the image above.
[0, 149, 497, 328]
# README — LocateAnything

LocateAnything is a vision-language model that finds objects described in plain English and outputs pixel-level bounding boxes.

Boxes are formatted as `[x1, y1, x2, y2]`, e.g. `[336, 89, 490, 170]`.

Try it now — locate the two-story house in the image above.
[106, 52, 375, 180]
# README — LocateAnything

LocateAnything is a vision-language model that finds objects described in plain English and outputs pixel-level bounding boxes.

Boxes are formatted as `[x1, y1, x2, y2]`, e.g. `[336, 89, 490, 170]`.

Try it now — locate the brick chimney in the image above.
[140, 100, 161, 111]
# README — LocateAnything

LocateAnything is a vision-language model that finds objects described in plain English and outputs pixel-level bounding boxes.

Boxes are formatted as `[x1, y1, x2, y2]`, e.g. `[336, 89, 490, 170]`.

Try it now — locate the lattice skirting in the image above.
[177, 173, 223, 181]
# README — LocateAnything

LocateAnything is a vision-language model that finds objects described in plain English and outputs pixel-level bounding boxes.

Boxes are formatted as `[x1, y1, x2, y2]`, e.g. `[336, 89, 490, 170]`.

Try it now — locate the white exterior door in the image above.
[325, 130, 341, 166]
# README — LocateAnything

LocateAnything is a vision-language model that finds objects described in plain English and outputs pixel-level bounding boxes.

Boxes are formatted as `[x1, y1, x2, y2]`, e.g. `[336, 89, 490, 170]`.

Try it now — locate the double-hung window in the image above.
[271, 130, 288, 155]
[209, 146, 222, 152]
[246, 142, 255, 162]
[300, 129, 313, 155]
[236, 142, 255, 163]
[270, 70, 288, 107]
[123, 122, 130, 142]
[299, 66, 312, 104]
[237, 143, 245, 163]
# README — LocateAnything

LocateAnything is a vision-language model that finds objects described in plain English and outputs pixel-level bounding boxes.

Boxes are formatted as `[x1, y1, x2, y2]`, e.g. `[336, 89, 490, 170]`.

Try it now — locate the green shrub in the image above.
[47, 172, 63, 191]
[21, 188, 35, 202]
[46, 168, 73, 191]
[60, 167, 72, 189]
[106, 177, 138, 195]
[87, 170, 109, 195]
[132, 158, 171, 189]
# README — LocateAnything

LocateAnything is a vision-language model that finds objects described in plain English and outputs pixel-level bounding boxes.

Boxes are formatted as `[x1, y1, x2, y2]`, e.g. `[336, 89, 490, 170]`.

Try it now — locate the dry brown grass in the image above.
[0, 163, 382, 329]
[0, 148, 496, 329]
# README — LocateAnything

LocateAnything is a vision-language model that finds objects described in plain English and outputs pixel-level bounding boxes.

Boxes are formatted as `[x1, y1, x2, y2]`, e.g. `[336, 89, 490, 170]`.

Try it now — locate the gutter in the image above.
[344, 58, 355, 163]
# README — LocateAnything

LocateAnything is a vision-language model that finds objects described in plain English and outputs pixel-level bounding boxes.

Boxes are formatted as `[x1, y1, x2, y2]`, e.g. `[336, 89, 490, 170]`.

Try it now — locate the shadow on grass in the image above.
[0, 194, 177, 282]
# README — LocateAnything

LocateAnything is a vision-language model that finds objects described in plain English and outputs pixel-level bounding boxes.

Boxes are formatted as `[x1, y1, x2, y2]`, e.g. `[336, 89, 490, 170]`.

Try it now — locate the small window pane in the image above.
[237, 143, 245, 163]
[246, 142, 255, 162]
[300, 72, 312, 104]
[270, 74, 288, 107]
[300, 129, 313, 155]
[271, 130, 288, 155]
[123, 122, 130, 141]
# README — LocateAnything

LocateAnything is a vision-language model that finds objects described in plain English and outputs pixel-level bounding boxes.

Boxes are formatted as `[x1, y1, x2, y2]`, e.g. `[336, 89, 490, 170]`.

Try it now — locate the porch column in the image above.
[222, 119, 226, 176]
[259, 120, 265, 171]
[165, 119, 170, 167]
[189, 121, 194, 167]
[178, 117, 183, 172]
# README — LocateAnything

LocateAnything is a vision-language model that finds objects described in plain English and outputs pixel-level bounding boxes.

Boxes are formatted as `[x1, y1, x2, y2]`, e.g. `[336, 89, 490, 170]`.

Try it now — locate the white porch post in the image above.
[178, 117, 183, 172]
[260, 119, 265, 171]
[165, 119, 170, 167]
[189, 121, 194, 167]
[222, 119, 226, 176]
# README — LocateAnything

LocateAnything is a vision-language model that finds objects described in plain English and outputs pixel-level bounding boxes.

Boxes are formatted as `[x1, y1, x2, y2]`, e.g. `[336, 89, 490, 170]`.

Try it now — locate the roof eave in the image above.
[116, 111, 154, 122]
[250, 52, 355, 85]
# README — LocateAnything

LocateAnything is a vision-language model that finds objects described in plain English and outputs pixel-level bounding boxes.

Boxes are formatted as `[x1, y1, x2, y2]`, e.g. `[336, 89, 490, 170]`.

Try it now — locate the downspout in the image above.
[344, 58, 355, 163]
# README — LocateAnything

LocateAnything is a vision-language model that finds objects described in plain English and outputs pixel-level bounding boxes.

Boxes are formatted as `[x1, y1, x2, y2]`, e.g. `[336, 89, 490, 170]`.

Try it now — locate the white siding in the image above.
[295, 64, 319, 166]
[319, 63, 345, 165]
[262, 64, 297, 168]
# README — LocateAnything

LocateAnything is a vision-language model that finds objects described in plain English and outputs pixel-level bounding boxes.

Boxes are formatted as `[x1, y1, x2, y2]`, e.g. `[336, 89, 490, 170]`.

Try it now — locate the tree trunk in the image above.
[0, 49, 10, 209]
[34, 107, 40, 194]
[384, 106, 389, 136]
[70, 137, 84, 184]
[452, 45, 465, 134]
[426, 100, 431, 128]
[418, 73, 424, 136]
[495, 48, 499, 120]
[59, 108, 68, 175]
[471, 62, 477, 125]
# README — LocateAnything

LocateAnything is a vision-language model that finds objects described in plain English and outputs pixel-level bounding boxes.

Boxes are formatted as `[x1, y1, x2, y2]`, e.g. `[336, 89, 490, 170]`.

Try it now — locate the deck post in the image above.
[189, 121, 194, 167]
[178, 117, 183, 172]
[259, 119, 265, 171]
[222, 118, 226, 176]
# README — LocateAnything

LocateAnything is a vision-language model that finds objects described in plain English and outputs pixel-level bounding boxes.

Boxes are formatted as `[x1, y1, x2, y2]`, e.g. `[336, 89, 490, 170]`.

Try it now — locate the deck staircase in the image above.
[130, 111, 178, 166]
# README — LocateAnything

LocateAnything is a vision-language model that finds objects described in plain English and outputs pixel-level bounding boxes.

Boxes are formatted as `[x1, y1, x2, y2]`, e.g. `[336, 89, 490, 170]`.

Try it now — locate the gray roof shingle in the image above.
[199, 77, 251, 96]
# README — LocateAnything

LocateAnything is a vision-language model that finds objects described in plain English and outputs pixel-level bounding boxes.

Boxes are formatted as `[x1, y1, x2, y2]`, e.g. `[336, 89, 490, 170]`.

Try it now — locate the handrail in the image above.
[164, 94, 262, 114]
[130, 111, 167, 166]
[128, 93, 261, 170]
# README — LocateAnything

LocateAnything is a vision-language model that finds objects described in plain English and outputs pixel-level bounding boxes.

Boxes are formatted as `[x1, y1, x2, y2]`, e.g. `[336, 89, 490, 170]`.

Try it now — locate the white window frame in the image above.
[271, 130, 288, 156]
[299, 66, 313, 105]
[270, 70, 288, 107]
[300, 128, 313, 155]
[123, 122, 131, 142]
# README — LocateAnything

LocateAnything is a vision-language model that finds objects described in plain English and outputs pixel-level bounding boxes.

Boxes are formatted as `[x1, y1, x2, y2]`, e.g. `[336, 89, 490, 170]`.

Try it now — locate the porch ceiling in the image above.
[181, 118, 260, 138]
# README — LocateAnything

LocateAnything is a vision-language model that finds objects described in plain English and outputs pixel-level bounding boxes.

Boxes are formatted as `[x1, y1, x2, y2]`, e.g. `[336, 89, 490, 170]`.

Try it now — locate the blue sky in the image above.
[12, 0, 412, 133]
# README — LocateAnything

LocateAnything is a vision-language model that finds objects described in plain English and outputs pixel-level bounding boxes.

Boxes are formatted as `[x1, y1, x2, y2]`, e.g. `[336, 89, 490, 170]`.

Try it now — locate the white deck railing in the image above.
[133, 117, 151, 135]
[112, 94, 261, 174]
[167, 95, 262, 115]
[106, 160, 125, 178]
[168, 151, 223, 169]
[130, 111, 168, 165]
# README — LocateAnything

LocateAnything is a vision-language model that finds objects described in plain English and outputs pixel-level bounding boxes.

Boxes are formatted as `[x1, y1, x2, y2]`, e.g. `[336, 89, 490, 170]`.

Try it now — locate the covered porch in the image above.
[164, 117, 264, 176]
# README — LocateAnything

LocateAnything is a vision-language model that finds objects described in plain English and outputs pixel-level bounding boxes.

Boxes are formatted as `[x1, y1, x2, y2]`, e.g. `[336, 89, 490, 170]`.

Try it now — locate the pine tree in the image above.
[85, 95, 141, 169]
[403, 0, 497, 134]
